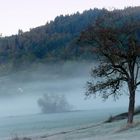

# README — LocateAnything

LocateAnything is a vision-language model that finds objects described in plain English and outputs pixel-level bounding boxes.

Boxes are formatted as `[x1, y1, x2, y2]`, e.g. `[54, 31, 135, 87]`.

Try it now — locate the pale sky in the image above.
[0, 0, 139, 36]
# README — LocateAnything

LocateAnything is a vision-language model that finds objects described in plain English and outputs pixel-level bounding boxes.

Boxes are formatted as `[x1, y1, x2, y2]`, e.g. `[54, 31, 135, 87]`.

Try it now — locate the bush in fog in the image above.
[38, 93, 72, 113]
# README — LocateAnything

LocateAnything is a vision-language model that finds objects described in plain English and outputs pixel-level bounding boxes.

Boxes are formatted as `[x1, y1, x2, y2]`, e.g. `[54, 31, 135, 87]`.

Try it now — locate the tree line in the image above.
[0, 8, 104, 68]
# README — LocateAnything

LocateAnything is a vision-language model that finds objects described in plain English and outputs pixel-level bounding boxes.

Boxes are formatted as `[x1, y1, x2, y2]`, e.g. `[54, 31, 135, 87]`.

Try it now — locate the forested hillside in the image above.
[0, 9, 104, 66]
[0, 6, 140, 70]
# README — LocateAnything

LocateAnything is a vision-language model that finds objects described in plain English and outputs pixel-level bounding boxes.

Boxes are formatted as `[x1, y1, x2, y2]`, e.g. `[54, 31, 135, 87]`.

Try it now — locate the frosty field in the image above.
[0, 108, 137, 140]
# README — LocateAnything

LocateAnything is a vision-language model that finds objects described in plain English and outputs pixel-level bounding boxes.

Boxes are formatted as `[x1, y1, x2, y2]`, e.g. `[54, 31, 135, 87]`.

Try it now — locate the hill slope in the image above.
[0, 7, 140, 69]
[0, 9, 104, 65]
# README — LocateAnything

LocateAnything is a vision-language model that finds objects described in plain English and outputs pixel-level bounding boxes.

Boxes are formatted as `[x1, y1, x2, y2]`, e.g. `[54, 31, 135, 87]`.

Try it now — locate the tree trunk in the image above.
[127, 86, 135, 124]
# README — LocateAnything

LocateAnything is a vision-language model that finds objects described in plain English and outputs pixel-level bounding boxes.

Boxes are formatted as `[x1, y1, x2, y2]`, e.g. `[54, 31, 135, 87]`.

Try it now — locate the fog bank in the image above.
[0, 61, 139, 117]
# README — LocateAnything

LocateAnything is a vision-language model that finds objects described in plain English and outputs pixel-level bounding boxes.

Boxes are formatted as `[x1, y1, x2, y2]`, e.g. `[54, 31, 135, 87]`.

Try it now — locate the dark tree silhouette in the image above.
[79, 13, 140, 124]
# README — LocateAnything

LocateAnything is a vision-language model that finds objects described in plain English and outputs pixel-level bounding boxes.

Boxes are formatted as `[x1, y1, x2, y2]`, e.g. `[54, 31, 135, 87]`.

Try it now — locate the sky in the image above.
[0, 0, 139, 36]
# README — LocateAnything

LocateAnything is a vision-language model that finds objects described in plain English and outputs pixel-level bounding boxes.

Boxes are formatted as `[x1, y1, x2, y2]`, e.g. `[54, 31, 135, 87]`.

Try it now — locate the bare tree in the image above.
[79, 12, 140, 124]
